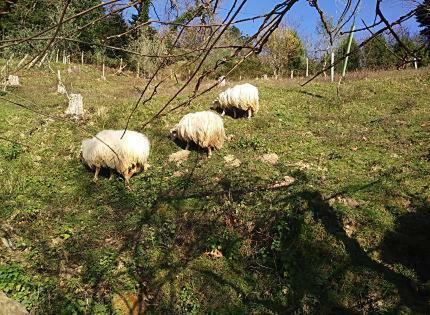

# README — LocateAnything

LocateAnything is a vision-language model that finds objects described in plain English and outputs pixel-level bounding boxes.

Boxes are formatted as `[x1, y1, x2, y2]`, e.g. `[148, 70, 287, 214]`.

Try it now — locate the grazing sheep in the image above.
[80, 129, 150, 186]
[170, 111, 225, 157]
[213, 83, 259, 119]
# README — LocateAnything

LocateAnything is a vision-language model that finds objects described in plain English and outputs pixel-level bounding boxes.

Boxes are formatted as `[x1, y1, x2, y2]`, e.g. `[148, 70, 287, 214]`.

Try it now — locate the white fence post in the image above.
[330, 51, 335, 82]
[306, 57, 309, 77]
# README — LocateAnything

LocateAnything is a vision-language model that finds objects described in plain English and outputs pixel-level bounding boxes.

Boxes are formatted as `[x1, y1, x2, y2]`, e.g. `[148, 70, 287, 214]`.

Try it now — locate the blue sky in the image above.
[126, 0, 421, 41]
[217, 0, 420, 38]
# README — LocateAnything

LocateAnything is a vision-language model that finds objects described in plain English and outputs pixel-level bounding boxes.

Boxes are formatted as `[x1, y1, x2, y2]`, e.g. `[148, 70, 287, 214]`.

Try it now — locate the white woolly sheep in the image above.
[80, 129, 150, 186]
[213, 83, 259, 119]
[170, 111, 225, 157]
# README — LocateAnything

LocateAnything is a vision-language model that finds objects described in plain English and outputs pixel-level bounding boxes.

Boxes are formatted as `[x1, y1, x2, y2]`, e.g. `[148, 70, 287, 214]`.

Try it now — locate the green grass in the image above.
[1, 65, 430, 314]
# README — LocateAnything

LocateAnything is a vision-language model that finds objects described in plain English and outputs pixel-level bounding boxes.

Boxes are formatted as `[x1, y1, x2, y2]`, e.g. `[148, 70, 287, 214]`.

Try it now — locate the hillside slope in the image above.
[1, 67, 429, 313]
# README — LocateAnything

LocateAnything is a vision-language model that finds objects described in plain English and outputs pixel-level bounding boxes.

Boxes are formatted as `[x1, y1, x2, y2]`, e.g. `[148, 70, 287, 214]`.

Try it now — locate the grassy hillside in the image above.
[1, 66, 429, 314]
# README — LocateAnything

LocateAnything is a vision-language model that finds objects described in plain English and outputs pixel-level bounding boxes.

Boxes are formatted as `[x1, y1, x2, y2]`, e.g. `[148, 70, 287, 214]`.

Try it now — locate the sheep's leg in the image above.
[233, 109, 237, 119]
[93, 167, 100, 182]
[221, 109, 225, 116]
[185, 142, 190, 150]
[124, 177, 131, 189]
[108, 168, 114, 180]
[247, 109, 252, 119]
[207, 147, 212, 158]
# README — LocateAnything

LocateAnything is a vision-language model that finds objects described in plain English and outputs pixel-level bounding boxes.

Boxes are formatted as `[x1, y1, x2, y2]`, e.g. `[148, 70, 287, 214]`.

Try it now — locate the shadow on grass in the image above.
[211, 107, 250, 119]
[297, 90, 325, 99]
[381, 197, 430, 290]
[9, 158, 430, 313]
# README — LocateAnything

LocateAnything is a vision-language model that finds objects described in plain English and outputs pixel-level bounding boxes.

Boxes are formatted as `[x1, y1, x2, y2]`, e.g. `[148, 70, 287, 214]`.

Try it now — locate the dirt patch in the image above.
[268, 175, 295, 189]
[259, 153, 279, 165]
[168, 150, 190, 165]
[293, 161, 311, 170]
[172, 170, 186, 177]
[204, 248, 224, 259]
[224, 155, 241, 167]
[329, 196, 363, 208]
[226, 134, 234, 141]
[112, 292, 143, 315]
[342, 217, 360, 237]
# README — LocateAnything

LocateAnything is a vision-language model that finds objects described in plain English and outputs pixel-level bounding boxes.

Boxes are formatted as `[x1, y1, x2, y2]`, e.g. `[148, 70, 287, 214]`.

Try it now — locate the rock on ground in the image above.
[0, 291, 28, 315]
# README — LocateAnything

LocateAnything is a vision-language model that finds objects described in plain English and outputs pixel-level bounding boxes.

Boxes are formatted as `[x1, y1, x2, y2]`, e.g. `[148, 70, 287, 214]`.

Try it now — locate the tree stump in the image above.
[65, 93, 84, 118]
[6, 75, 20, 87]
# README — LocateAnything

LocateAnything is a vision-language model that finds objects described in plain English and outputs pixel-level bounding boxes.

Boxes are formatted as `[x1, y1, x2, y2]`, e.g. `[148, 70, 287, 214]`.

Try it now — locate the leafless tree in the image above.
[0, 0, 424, 133]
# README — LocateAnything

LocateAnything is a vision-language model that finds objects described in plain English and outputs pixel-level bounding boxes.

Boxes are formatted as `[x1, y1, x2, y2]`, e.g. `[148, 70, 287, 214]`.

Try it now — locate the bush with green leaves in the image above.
[262, 26, 306, 76]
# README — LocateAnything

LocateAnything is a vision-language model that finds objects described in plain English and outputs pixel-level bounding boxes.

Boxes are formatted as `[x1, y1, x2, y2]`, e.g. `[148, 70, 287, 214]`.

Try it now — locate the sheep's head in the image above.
[123, 163, 142, 184]
[169, 127, 178, 140]
[211, 99, 220, 110]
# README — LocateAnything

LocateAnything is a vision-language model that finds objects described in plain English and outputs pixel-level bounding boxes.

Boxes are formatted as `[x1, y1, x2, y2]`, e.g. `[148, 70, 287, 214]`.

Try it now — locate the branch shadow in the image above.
[381, 197, 430, 291]
[297, 90, 325, 99]
[9, 157, 430, 313]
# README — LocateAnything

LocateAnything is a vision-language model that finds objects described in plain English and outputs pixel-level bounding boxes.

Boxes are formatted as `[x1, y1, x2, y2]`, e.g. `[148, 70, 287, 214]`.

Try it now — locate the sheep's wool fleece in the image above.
[112, 130, 150, 171]
[80, 130, 150, 173]
[81, 135, 118, 170]
[174, 111, 225, 150]
[217, 83, 259, 113]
